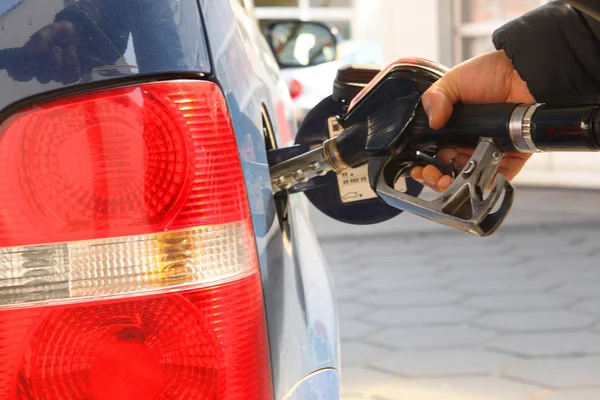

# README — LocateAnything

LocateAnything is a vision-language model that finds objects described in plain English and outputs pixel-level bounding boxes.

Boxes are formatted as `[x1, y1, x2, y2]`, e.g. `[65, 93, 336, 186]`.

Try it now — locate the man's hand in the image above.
[410, 50, 536, 192]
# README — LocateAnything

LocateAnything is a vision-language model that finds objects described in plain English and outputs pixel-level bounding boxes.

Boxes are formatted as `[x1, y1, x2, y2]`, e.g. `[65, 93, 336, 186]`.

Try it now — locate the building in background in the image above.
[252, 0, 442, 66]
[254, 0, 354, 39]
[250, 0, 550, 68]
[251, 0, 600, 188]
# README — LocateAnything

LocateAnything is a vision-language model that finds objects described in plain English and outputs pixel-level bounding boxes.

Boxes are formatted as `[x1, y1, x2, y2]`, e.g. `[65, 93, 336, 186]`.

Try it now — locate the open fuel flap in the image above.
[268, 62, 439, 226]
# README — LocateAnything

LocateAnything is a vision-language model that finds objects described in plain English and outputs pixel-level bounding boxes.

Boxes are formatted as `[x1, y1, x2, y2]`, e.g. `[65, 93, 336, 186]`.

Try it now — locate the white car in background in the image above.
[281, 58, 344, 125]
[265, 21, 382, 126]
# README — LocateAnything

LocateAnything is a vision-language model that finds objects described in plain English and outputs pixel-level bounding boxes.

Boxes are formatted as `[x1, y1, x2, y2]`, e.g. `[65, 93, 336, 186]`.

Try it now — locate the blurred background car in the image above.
[263, 19, 383, 126]
[282, 41, 384, 126]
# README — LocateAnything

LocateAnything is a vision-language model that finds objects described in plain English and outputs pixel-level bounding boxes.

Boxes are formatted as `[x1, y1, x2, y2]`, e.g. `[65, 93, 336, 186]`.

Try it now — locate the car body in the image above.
[0, 0, 340, 399]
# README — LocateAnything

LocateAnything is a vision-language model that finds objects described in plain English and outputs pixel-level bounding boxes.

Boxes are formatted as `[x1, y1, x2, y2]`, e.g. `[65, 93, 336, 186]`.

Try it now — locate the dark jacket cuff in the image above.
[493, 2, 600, 104]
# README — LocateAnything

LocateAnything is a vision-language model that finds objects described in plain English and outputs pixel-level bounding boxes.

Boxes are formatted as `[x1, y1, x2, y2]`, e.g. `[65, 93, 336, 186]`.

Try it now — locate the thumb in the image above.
[421, 70, 460, 130]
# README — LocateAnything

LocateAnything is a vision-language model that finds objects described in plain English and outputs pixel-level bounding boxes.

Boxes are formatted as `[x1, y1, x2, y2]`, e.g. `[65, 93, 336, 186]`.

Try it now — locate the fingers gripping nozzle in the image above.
[269, 58, 518, 237]
[372, 138, 515, 237]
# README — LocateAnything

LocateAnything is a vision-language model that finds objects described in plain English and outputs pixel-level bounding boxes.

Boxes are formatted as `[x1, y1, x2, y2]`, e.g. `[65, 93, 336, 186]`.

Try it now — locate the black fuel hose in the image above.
[334, 101, 600, 169]
[408, 103, 600, 153]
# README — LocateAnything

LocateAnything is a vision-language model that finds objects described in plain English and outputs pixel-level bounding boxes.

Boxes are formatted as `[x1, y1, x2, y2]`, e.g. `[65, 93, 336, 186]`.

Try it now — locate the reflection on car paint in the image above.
[0, 0, 209, 110]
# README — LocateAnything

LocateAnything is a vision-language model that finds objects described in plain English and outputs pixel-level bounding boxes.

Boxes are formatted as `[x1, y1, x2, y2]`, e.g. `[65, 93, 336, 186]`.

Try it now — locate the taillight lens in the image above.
[288, 79, 303, 99]
[0, 81, 272, 399]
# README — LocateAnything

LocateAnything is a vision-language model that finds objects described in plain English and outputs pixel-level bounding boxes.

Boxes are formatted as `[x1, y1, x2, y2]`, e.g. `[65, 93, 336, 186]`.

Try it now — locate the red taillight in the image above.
[0, 81, 248, 247]
[0, 81, 272, 399]
[288, 79, 303, 99]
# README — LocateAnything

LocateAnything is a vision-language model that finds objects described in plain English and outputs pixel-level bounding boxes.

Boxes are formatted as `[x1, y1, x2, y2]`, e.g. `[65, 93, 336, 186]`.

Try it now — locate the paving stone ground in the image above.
[310, 186, 600, 400]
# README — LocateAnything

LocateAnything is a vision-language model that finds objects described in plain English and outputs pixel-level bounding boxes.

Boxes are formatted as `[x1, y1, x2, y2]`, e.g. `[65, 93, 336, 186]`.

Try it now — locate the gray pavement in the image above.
[311, 186, 600, 400]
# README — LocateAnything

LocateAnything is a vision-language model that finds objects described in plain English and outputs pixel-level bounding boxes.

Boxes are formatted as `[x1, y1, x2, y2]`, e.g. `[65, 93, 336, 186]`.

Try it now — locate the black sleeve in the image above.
[492, 1, 600, 104]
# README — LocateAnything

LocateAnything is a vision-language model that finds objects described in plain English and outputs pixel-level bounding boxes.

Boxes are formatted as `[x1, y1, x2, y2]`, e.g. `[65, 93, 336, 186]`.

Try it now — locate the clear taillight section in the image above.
[0, 81, 272, 399]
[0, 222, 256, 305]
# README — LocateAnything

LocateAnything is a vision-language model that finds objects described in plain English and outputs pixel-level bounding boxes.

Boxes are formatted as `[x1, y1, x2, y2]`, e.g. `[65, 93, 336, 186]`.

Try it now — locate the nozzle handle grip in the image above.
[408, 102, 600, 153]
[408, 103, 520, 151]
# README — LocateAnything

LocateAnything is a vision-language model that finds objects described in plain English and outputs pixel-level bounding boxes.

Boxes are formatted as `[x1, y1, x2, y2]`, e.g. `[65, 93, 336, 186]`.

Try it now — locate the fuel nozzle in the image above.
[270, 88, 425, 193]
[270, 144, 337, 193]
[269, 57, 600, 237]
[269, 129, 362, 194]
[269, 58, 518, 237]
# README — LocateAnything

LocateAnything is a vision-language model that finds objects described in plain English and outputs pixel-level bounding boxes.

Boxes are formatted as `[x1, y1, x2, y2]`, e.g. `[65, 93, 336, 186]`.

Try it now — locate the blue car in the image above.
[0, 1, 340, 399]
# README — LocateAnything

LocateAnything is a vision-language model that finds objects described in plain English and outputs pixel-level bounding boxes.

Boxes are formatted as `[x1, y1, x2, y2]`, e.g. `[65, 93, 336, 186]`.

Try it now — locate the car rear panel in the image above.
[0, 0, 341, 399]
[0, 0, 210, 110]
[0, 1, 277, 399]
[201, 1, 340, 398]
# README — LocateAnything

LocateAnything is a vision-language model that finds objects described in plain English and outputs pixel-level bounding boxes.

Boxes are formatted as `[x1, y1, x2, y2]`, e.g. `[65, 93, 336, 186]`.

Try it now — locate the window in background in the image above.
[453, 0, 548, 63]
[255, 0, 298, 6]
[254, 0, 353, 39]
[309, 0, 351, 6]
[236, 0, 252, 13]
[320, 20, 351, 39]
[259, 19, 350, 39]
